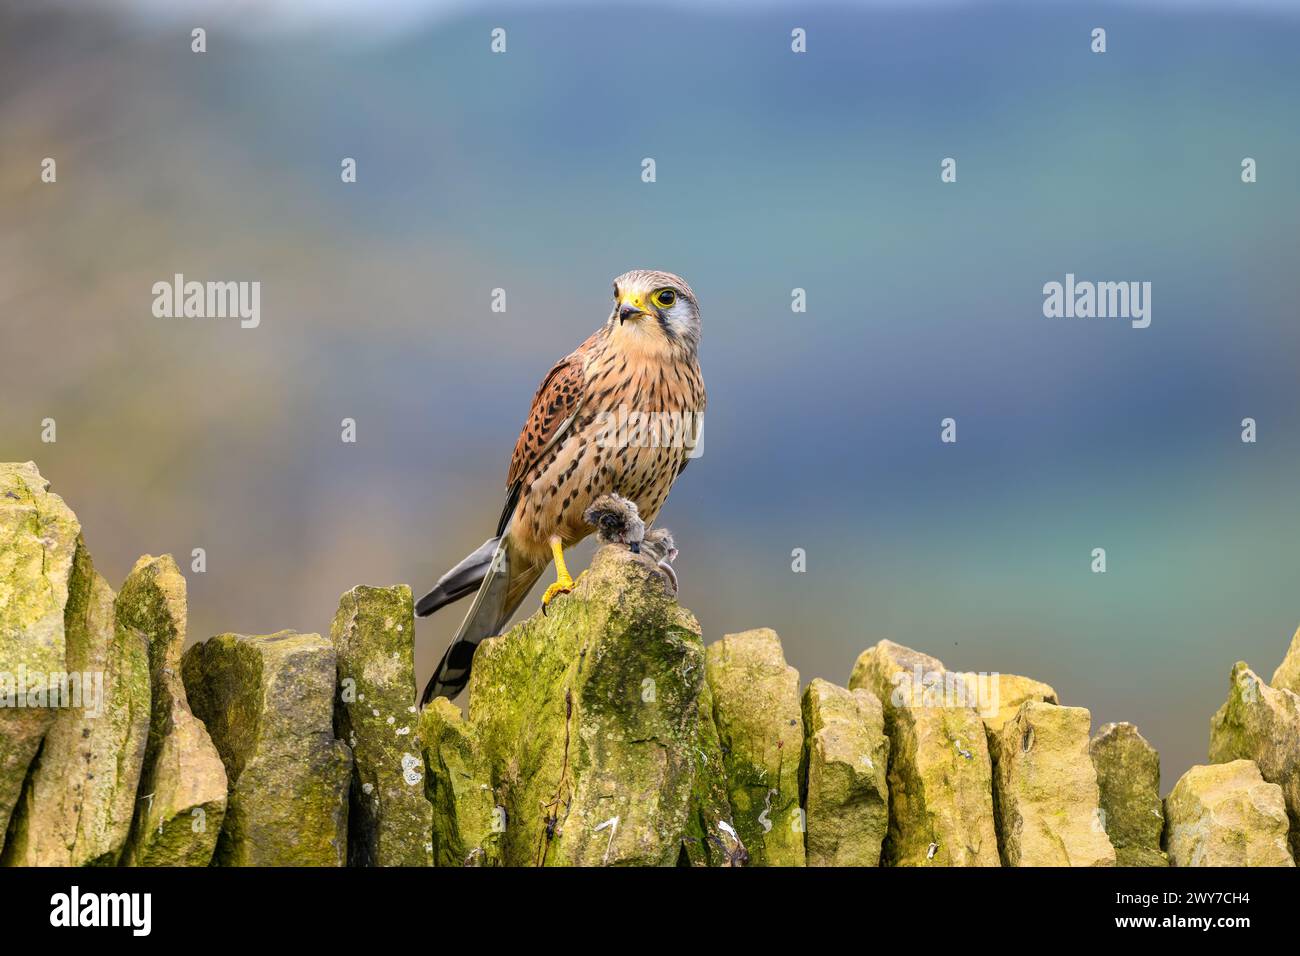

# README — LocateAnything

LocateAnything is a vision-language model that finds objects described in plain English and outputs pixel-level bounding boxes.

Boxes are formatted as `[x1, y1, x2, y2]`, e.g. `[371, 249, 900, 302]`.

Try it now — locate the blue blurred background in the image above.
[3, 0, 1298, 789]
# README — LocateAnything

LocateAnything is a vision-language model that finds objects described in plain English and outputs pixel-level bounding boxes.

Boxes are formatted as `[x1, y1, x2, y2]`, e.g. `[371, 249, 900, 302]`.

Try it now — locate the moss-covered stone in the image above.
[119, 555, 227, 867]
[1208, 661, 1300, 859]
[1270, 625, 1300, 695]
[183, 630, 351, 866]
[681, 676, 744, 866]
[0, 462, 81, 852]
[706, 628, 805, 866]
[418, 697, 502, 866]
[800, 678, 889, 866]
[331, 585, 432, 866]
[3, 541, 150, 866]
[424, 546, 721, 866]
[992, 701, 1115, 866]
[849, 640, 999, 866]
[1089, 722, 1166, 867]
[1164, 760, 1294, 867]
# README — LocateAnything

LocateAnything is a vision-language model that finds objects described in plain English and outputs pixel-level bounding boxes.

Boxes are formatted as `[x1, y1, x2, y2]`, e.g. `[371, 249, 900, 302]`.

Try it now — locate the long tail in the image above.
[416, 536, 500, 617]
[419, 536, 544, 705]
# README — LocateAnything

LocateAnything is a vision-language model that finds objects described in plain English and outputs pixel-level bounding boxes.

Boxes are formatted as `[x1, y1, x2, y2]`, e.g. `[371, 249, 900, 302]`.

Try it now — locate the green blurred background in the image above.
[3, 0, 1298, 789]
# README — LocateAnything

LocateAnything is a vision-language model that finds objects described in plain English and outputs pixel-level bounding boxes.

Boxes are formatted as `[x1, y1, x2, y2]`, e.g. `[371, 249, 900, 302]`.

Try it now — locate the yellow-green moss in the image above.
[119, 555, 227, 867]
[419, 698, 502, 866]
[705, 628, 806, 866]
[2, 539, 151, 866]
[422, 546, 731, 866]
[0, 463, 81, 852]
[183, 630, 350, 866]
[331, 584, 433, 866]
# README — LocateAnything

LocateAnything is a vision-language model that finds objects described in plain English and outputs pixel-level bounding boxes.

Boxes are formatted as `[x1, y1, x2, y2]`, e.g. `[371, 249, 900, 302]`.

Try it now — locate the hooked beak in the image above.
[618, 303, 645, 325]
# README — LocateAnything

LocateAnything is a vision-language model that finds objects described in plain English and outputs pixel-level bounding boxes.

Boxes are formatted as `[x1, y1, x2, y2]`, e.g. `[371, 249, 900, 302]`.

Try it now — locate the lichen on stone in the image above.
[991, 701, 1115, 866]
[706, 628, 805, 866]
[183, 629, 351, 866]
[800, 678, 889, 866]
[3, 538, 150, 866]
[118, 555, 227, 867]
[1164, 760, 1293, 867]
[331, 584, 433, 866]
[849, 640, 999, 866]
[1090, 722, 1166, 867]
[421, 545, 728, 866]
[0, 462, 81, 852]
[418, 697, 501, 866]
[1208, 661, 1300, 859]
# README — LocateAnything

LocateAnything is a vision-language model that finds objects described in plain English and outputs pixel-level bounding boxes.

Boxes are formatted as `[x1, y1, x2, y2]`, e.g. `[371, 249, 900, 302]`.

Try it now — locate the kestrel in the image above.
[417, 270, 706, 704]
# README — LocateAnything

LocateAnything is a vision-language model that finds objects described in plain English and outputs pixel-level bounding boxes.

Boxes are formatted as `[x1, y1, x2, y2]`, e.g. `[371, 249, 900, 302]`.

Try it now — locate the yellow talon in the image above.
[541, 536, 575, 614]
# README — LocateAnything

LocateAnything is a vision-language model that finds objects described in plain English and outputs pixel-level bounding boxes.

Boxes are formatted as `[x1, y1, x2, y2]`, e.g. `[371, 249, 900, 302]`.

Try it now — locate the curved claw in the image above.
[541, 577, 574, 615]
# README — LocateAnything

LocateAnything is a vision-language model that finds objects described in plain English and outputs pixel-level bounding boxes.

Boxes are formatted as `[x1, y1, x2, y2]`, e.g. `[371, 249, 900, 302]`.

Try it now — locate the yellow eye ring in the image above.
[651, 289, 677, 309]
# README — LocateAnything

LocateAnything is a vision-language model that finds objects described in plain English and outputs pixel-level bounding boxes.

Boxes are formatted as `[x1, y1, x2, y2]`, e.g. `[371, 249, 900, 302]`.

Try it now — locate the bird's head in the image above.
[609, 270, 700, 353]
[583, 493, 646, 547]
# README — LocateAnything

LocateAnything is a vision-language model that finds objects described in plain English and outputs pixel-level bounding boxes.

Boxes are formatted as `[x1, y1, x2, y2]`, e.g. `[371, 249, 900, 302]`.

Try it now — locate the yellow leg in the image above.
[541, 536, 575, 614]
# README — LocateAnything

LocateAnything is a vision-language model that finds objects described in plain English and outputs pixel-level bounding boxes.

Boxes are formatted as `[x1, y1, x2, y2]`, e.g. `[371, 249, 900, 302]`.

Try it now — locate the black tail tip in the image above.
[419, 640, 477, 707]
[420, 673, 469, 708]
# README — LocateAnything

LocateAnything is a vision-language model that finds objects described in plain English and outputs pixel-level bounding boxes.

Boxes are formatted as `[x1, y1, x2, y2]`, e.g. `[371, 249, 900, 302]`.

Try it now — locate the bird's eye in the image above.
[652, 289, 677, 309]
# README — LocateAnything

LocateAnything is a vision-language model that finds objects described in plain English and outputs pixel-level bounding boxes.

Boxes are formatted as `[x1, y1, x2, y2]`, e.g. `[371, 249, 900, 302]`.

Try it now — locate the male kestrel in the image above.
[417, 270, 706, 704]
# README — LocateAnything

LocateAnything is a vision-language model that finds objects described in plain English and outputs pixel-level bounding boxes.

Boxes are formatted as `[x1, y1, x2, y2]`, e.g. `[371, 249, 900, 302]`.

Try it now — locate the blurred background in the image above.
[3, 0, 1298, 789]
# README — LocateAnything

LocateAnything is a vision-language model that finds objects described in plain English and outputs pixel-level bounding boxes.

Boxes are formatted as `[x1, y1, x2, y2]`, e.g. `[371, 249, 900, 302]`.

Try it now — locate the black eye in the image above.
[652, 289, 676, 309]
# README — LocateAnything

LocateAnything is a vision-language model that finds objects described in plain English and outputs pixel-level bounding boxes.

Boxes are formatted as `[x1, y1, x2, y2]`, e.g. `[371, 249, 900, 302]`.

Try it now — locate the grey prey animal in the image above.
[583, 494, 679, 594]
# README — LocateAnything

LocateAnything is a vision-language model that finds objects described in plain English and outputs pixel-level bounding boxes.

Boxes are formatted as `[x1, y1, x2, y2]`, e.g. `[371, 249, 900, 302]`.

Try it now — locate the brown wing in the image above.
[495, 330, 601, 535]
